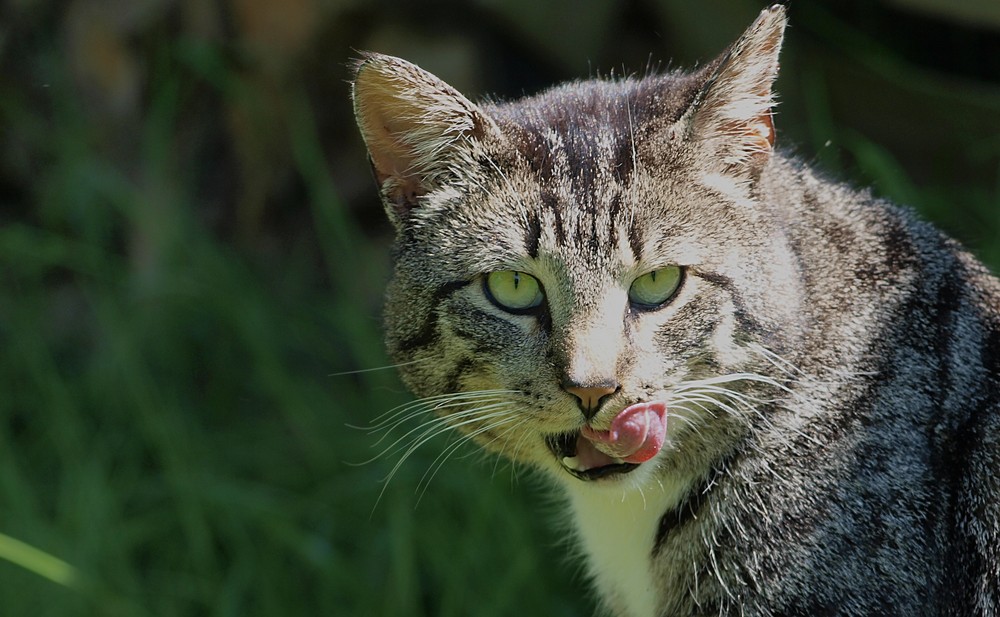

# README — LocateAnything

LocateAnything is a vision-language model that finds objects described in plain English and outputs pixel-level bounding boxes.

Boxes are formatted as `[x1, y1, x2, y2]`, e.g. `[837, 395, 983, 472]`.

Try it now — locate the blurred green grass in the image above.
[0, 1, 997, 616]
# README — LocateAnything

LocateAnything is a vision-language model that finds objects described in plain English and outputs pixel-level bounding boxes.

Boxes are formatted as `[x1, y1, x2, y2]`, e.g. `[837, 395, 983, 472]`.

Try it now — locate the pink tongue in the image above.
[579, 402, 668, 465]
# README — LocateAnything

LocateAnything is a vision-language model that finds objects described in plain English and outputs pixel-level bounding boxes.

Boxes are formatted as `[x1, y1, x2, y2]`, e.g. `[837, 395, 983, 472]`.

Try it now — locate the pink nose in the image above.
[563, 383, 619, 419]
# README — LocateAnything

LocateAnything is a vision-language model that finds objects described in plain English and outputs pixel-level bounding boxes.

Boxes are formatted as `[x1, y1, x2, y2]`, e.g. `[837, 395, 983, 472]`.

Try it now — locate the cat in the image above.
[351, 5, 1000, 616]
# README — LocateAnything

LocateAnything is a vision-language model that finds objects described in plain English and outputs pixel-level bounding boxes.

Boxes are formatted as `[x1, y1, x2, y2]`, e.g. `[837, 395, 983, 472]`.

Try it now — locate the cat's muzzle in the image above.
[546, 401, 668, 481]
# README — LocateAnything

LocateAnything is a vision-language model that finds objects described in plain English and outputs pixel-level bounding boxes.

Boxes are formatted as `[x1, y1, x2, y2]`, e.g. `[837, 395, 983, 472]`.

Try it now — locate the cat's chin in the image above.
[546, 431, 642, 482]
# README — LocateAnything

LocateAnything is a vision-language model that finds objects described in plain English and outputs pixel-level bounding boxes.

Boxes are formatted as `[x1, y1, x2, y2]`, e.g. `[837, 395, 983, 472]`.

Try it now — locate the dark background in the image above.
[1, 1, 998, 615]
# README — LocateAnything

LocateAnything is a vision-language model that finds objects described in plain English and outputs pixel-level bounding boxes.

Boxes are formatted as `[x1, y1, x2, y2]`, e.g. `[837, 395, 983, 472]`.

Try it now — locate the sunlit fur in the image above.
[353, 6, 1000, 617]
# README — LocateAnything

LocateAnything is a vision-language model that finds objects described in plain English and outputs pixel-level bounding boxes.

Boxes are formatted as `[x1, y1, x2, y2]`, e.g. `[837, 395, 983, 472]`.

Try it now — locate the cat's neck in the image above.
[563, 471, 691, 617]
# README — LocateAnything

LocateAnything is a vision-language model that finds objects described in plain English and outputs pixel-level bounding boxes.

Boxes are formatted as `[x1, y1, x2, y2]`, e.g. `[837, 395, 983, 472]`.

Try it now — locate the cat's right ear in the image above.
[351, 53, 498, 228]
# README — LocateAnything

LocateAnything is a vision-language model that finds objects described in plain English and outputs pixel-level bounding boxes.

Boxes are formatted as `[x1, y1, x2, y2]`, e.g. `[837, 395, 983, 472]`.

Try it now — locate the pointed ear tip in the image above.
[351, 52, 416, 86]
[351, 54, 408, 107]
[757, 4, 789, 33]
[734, 4, 786, 59]
[762, 3, 788, 19]
[351, 54, 395, 124]
[351, 52, 386, 81]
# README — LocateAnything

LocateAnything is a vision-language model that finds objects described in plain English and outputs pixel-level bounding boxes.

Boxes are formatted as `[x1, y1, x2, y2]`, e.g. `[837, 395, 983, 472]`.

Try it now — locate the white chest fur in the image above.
[565, 473, 687, 617]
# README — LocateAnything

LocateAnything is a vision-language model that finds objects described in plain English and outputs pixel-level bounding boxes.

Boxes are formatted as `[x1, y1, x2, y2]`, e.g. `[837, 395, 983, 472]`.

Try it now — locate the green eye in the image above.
[484, 271, 544, 313]
[628, 266, 682, 309]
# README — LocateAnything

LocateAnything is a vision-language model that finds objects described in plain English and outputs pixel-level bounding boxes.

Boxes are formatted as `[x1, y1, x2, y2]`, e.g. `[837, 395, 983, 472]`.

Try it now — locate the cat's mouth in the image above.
[546, 431, 640, 480]
[546, 401, 668, 481]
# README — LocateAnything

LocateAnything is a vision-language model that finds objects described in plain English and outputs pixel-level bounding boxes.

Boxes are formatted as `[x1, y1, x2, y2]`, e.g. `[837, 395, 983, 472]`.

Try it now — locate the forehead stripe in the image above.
[524, 210, 542, 259]
[540, 188, 567, 247]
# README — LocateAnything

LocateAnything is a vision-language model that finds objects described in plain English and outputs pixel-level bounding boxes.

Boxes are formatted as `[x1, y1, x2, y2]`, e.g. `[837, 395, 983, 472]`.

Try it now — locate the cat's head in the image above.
[352, 6, 802, 486]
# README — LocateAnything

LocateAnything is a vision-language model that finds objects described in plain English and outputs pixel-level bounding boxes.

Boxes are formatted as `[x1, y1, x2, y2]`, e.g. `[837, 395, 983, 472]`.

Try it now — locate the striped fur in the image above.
[352, 5, 1000, 616]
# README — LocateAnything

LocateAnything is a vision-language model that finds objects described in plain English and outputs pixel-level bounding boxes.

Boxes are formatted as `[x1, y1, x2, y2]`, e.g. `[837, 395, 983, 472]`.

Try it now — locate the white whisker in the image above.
[415, 411, 521, 504]
[489, 415, 531, 478]
[357, 389, 518, 431]
[348, 399, 512, 462]
[667, 349, 831, 449]
[369, 402, 517, 467]
[357, 387, 523, 512]
[362, 395, 512, 443]
[327, 358, 428, 377]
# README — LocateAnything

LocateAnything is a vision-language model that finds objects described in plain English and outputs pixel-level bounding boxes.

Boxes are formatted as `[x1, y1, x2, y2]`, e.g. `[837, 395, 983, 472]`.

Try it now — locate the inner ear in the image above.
[367, 157, 424, 219]
[357, 104, 429, 215]
[744, 99, 776, 147]
[357, 98, 433, 186]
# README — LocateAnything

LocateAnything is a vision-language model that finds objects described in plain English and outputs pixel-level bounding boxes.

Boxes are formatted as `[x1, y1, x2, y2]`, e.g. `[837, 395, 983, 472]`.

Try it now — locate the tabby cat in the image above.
[351, 5, 1000, 616]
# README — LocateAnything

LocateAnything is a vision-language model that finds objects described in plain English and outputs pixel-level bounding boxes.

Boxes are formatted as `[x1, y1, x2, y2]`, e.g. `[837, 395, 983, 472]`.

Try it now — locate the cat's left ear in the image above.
[680, 5, 787, 182]
[351, 53, 500, 229]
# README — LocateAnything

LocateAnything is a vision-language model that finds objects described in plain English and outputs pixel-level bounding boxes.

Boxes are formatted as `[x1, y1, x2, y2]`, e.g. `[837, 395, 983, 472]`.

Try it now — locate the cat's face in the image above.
[354, 7, 795, 486]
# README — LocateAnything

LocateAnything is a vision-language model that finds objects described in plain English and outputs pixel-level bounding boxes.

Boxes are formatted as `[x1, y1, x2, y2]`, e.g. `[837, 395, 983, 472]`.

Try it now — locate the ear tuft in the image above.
[351, 53, 496, 226]
[683, 4, 787, 181]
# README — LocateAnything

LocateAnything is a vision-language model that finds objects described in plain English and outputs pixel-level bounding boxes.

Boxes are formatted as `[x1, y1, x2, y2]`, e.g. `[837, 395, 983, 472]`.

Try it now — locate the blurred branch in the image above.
[0, 531, 79, 588]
